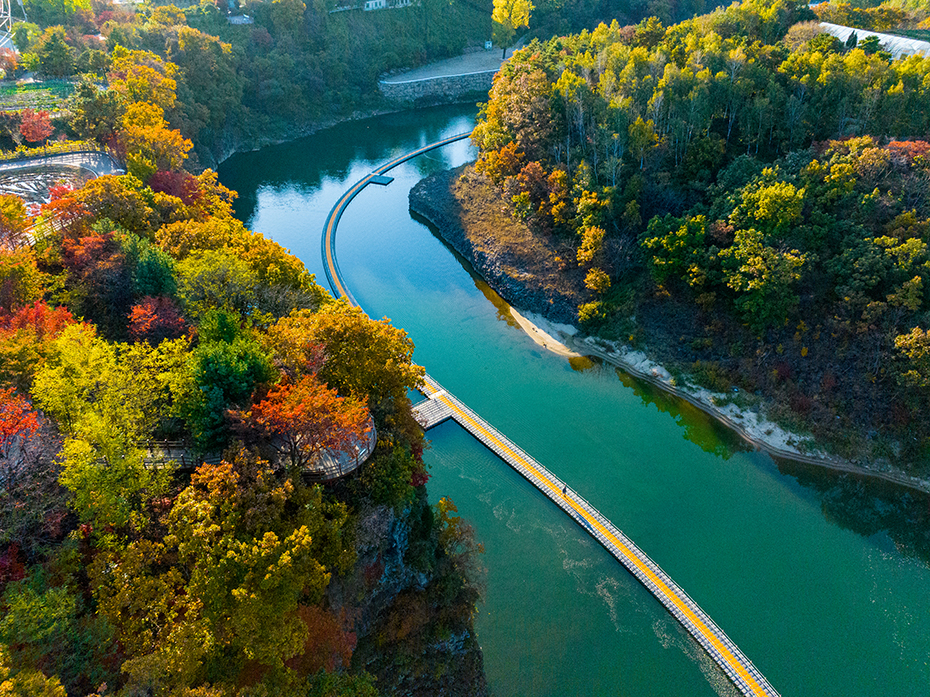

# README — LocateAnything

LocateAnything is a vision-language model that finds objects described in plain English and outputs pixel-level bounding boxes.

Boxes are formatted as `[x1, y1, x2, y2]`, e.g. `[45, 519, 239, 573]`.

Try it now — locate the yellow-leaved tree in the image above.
[120, 102, 193, 182]
[492, 0, 533, 58]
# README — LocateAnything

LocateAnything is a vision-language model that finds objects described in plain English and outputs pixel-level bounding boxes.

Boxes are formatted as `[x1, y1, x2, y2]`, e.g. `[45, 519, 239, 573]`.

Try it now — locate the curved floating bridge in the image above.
[321, 132, 780, 697]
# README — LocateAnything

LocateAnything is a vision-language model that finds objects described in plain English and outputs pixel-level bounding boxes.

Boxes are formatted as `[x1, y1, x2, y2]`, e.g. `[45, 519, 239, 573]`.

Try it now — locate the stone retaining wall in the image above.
[379, 69, 497, 103]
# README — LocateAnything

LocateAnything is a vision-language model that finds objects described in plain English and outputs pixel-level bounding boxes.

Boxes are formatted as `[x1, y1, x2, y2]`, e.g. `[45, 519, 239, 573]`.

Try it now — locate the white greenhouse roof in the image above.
[820, 22, 930, 60]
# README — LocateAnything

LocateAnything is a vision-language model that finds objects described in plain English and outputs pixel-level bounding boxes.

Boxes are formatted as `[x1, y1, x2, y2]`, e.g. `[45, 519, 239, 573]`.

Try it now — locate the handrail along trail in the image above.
[320, 132, 780, 697]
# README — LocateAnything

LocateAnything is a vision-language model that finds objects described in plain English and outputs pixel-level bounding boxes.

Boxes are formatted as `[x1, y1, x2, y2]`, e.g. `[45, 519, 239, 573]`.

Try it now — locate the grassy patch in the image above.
[0, 80, 75, 112]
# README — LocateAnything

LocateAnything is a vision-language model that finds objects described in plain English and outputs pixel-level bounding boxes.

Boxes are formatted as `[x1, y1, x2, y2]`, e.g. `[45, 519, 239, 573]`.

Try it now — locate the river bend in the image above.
[219, 104, 930, 697]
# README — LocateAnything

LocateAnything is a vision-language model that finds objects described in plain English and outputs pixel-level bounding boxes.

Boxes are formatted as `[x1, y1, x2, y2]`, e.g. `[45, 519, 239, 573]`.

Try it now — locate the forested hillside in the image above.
[2, 0, 493, 163]
[0, 12, 489, 694]
[469, 0, 930, 469]
[0, 0, 750, 164]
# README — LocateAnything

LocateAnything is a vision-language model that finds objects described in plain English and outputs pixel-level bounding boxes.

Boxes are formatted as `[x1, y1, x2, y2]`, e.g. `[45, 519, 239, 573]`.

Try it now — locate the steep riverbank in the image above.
[409, 164, 586, 324]
[328, 495, 488, 697]
[410, 166, 930, 495]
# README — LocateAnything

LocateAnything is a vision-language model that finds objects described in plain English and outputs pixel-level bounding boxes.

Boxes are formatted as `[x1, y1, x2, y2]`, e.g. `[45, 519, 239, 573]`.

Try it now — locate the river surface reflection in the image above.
[219, 104, 930, 697]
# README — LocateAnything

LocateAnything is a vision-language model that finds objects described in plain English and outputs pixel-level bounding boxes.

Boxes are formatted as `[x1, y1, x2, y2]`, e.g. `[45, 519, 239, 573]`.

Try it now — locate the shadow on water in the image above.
[615, 368, 750, 460]
[473, 277, 519, 328]
[410, 209, 519, 330]
[568, 355, 596, 372]
[775, 457, 930, 563]
[218, 103, 478, 224]
[615, 363, 930, 562]
[412, 210, 608, 373]
[410, 147, 459, 178]
[416, 203, 748, 458]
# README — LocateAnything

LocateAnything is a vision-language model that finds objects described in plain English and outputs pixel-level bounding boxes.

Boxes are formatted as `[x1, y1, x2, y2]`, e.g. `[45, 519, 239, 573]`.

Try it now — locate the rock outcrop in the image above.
[410, 166, 587, 325]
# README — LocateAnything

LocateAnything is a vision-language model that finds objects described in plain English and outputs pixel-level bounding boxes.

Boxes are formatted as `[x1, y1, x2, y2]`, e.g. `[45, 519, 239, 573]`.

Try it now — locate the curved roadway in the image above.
[0, 150, 124, 177]
[320, 134, 780, 697]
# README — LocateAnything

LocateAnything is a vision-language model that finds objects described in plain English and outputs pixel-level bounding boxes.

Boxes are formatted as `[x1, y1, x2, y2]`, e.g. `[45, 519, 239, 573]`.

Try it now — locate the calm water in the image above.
[219, 105, 930, 697]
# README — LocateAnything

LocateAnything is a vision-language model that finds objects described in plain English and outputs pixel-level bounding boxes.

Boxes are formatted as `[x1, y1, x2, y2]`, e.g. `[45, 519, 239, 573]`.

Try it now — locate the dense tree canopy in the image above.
[0, 17, 479, 684]
[470, 0, 930, 468]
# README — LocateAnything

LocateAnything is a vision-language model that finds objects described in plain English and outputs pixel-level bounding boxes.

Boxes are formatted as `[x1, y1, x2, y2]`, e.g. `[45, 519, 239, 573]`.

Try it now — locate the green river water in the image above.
[218, 104, 930, 697]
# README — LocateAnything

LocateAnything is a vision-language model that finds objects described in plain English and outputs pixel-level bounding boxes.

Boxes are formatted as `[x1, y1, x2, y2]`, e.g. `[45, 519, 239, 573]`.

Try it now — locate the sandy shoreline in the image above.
[409, 161, 930, 495]
[507, 306, 930, 494]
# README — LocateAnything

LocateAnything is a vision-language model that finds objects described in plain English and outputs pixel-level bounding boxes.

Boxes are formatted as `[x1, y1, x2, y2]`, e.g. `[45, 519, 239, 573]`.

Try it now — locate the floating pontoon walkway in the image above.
[412, 376, 778, 697]
[322, 133, 780, 697]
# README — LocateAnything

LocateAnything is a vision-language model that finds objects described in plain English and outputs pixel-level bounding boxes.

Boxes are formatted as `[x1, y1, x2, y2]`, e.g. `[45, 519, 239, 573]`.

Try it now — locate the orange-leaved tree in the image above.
[250, 374, 370, 469]
[0, 386, 39, 470]
[299, 303, 425, 427]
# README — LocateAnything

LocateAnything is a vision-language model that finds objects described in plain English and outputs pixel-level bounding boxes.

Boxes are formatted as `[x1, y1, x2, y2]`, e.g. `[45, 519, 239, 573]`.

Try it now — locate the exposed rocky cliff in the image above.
[327, 494, 488, 696]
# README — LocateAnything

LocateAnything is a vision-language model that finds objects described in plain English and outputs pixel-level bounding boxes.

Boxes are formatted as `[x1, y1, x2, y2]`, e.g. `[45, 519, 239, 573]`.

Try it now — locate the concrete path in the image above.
[380, 49, 505, 84]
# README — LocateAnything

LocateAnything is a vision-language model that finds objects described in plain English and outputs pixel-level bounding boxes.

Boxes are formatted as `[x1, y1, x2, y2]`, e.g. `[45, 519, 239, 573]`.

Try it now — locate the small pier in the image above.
[411, 390, 454, 428]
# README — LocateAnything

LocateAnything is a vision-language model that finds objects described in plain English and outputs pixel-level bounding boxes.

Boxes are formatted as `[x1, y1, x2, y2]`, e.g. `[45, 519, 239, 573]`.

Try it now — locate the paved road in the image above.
[380, 50, 505, 84]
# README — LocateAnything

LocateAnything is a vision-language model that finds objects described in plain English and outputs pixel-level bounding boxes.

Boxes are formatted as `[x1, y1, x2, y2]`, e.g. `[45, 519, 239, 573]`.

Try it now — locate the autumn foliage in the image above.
[148, 170, 202, 206]
[0, 387, 39, 454]
[18, 109, 53, 146]
[0, 19, 468, 697]
[288, 605, 357, 674]
[0, 302, 77, 390]
[0, 301, 75, 338]
[0, 195, 30, 251]
[127, 295, 186, 342]
[250, 374, 371, 468]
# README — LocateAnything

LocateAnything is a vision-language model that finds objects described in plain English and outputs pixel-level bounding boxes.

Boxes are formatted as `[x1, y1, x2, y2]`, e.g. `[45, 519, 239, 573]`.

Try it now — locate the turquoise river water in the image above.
[218, 104, 930, 697]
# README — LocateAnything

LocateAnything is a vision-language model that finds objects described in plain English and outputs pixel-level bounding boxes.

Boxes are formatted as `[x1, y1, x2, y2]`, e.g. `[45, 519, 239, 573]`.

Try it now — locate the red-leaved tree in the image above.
[19, 109, 54, 148]
[0, 49, 19, 79]
[0, 302, 77, 391]
[42, 184, 90, 238]
[128, 295, 187, 343]
[287, 605, 357, 674]
[0, 386, 39, 463]
[148, 170, 202, 207]
[0, 301, 75, 338]
[250, 375, 371, 469]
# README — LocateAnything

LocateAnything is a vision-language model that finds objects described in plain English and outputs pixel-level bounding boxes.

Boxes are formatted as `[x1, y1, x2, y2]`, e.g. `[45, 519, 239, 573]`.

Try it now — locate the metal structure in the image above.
[0, 0, 13, 51]
[820, 22, 930, 60]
